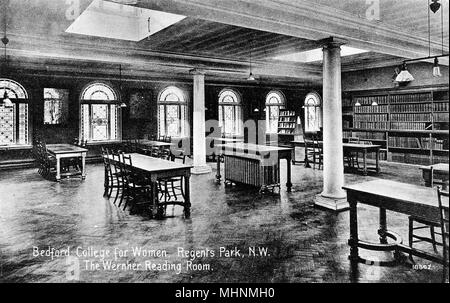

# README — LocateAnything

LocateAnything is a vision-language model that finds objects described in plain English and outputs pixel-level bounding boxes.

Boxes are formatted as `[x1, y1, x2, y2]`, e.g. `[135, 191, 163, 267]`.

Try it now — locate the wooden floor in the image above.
[0, 158, 446, 283]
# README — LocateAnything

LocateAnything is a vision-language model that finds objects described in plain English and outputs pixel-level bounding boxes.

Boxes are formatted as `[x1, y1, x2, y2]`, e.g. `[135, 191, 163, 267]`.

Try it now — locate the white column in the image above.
[191, 69, 212, 174]
[314, 42, 348, 211]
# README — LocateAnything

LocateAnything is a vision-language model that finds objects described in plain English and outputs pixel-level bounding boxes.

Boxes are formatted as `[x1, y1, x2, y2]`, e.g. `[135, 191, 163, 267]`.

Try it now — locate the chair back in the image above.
[437, 187, 449, 262]
[119, 153, 135, 187]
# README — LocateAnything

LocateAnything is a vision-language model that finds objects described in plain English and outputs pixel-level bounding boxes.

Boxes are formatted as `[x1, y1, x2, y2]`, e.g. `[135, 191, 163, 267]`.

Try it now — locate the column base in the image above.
[314, 194, 349, 212]
[191, 165, 212, 175]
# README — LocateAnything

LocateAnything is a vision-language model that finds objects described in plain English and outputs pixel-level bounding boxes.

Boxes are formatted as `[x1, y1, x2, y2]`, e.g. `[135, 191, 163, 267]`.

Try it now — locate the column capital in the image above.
[321, 37, 347, 50]
[190, 68, 206, 76]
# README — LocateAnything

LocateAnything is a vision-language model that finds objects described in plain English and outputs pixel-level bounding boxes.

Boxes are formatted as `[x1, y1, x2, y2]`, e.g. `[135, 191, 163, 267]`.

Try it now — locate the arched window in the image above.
[0, 78, 29, 146]
[158, 86, 187, 137]
[218, 89, 242, 136]
[80, 82, 121, 142]
[265, 91, 285, 133]
[304, 92, 322, 133]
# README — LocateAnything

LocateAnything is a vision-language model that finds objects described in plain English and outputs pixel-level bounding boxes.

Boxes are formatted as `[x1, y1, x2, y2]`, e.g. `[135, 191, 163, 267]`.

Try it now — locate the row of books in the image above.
[354, 114, 388, 122]
[342, 98, 353, 107]
[390, 122, 429, 130]
[280, 111, 296, 116]
[278, 122, 296, 128]
[278, 117, 296, 122]
[433, 102, 449, 112]
[354, 105, 388, 113]
[434, 112, 450, 122]
[354, 122, 389, 129]
[390, 113, 431, 122]
[433, 155, 450, 164]
[390, 103, 432, 112]
[388, 137, 447, 150]
[390, 93, 432, 103]
[278, 129, 296, 134]
[353, 95, 389, 105]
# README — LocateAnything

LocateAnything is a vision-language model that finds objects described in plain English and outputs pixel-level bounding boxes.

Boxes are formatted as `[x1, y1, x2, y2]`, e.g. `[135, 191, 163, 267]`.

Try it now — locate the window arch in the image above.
[158, 86, 187, 137]
[80, 82, 121, 142]
[218, 89, 242, 136]
[265, 90, 285, 133]
[304, 92, 322, 133]
[0, 78, 29, 146]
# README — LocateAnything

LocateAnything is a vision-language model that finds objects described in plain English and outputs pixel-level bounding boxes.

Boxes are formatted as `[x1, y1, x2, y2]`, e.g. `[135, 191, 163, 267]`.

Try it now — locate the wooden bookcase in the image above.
[277, 110, 301, 146]
[342, 86, 449, 165]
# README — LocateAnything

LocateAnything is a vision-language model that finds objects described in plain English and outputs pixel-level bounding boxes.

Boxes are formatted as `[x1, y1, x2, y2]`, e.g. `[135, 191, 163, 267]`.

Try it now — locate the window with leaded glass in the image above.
[304, 92, 322, 133]
[218, 89, 242, 137]
[0, 79, 29, 146]
[80, 82, 120, 142]
[158, 86, 187, 137]
[265, 91, 285, 133]
[44, 88, 69, 125]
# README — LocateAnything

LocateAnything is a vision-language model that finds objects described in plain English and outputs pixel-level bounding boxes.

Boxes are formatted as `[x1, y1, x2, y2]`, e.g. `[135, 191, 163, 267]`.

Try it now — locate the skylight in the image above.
[273, 46, 369, 63]
[66, 0, 186, 42]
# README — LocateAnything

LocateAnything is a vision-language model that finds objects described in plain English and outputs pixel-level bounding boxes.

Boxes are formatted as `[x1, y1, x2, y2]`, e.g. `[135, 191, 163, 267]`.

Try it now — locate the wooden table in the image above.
[106, 153, 193, 218]
[215, 143, 293, 192]
[207, 137, 244, 160]
[46, 144, 88, 182]
[343, 179, 448, 266]
[138, 140, 173, 148]
[420, 163, 449, 189]
[291, 140, 382, 175]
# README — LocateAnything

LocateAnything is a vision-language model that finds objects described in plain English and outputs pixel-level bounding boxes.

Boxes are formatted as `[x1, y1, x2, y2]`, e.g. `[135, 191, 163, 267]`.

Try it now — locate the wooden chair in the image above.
[157, 152, 186, 217]
[305, 134, 322, 169]
[117, 153, 152, 212]
[409, 167, 444, 260]
[344, 137, 359, 168]
[101, 147, 122, 199]
[437, 187, 449, 283]
[33, 140, 57, 180]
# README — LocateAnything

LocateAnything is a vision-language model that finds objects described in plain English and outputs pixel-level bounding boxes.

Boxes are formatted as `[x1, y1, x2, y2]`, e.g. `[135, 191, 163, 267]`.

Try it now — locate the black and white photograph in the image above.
[0, 0, 449, 293]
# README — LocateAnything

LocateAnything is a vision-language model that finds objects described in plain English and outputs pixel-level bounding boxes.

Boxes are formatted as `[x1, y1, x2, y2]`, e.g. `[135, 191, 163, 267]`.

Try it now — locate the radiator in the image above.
[224, 154, 280, 188]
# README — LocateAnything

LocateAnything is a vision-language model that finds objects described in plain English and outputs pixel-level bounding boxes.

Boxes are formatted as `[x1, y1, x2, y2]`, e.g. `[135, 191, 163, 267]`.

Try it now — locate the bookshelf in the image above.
[343, 87, 449, 165]
[277, 110, 301, 147]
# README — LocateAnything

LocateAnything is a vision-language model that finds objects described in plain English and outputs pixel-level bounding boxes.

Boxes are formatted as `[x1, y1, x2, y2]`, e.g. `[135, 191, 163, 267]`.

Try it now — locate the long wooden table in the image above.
[215, 143, 293, 192]
[46, 144, 88, 182]
[291, 140, 382, 175]
[420, 163, 449, 189]
[138, 140, 173, 148]
[343, 179, 448, 266]
[106, 153, 192, 218]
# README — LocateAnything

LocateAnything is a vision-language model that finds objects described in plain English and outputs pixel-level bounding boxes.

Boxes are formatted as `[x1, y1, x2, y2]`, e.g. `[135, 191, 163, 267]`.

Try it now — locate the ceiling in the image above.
[2, 0, 448, 86]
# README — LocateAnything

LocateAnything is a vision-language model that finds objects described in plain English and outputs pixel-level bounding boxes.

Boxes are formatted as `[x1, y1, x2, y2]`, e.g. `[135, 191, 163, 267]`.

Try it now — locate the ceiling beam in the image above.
[130, 0, 448, 59]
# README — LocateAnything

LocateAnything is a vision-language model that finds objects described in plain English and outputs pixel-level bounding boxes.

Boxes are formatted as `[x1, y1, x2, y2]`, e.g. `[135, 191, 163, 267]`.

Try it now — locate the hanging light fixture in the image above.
[1, 2, 13, 108]
[118, 64, 127, 108]
[354, 100, 361, 107]
[395, 0, 448, 83]
[247, 40, 256, 81]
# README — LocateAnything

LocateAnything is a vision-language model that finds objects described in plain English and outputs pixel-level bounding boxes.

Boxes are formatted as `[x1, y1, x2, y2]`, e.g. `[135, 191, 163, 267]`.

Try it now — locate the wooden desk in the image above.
[343, 179, 448, 266]
[215, 143, 293, 192]
[291, 140, 381, 175]
[46, 144, 88, 182]
[106, 153, 192, 218]
[420, 163, 449, 189]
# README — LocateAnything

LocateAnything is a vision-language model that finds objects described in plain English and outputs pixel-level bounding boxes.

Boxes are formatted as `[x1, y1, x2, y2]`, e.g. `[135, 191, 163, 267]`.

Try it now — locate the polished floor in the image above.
[0, 157, 446, 283]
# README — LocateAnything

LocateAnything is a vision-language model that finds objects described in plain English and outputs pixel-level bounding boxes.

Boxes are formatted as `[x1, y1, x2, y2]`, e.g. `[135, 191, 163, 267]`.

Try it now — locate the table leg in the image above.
[103, 165, 109, 197]
[348, 197, 359, 262]
[376, 149, 380, 174]
[423, 169, 432, 187]
[286, 157, 292, 192]
[56, 155, 61, 182]
[362, 150, 368, 175]
[184, 173, 191, 219]
[216, 155, 222, 182]
[378, 208, 388, 244]
[81, 153, 86, 180]
[304, 146, 311, 168]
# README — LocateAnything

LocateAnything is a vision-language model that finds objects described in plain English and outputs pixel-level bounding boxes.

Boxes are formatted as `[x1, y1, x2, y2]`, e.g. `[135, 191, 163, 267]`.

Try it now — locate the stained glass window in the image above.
[304, 92, 322, 133]
[0, 79, 29, 146]
[218, 89, 242, 137]
[80, 82, 120, 142]
[44, 88, 69, 125]
[265, 91, 285, 133]
[158, 86, 187, 137]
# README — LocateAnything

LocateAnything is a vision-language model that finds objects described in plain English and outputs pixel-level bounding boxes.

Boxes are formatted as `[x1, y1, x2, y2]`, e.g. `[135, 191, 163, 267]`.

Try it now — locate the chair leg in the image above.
[430, 226, 438, 253]
[408, 217, 414, 262]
